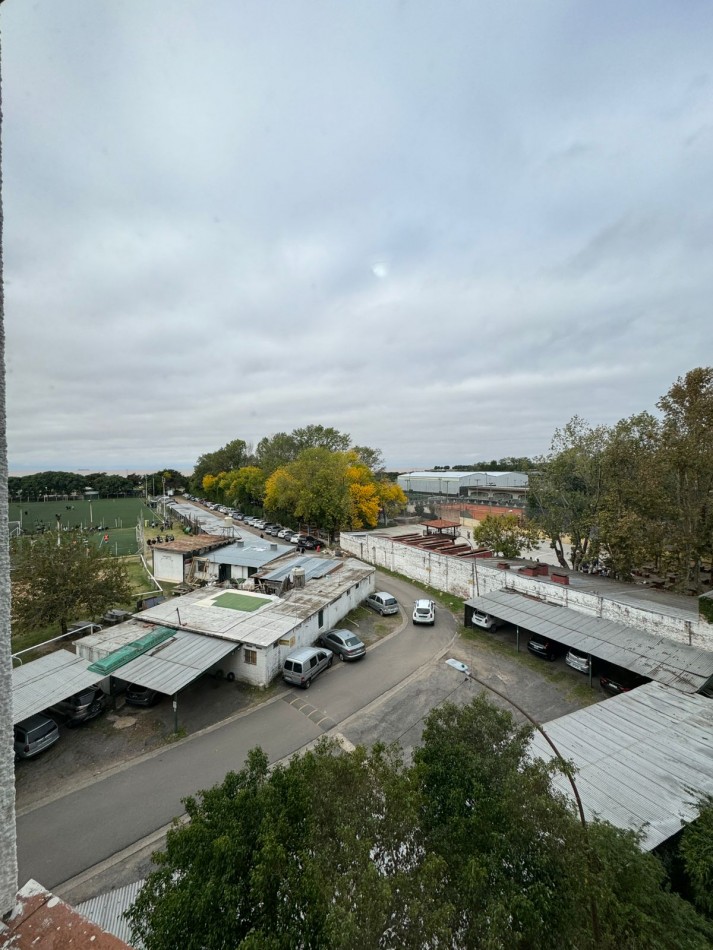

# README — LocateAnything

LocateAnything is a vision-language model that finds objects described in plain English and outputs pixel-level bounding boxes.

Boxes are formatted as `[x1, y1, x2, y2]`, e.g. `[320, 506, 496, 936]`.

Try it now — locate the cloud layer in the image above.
[3, 1, 712, 472]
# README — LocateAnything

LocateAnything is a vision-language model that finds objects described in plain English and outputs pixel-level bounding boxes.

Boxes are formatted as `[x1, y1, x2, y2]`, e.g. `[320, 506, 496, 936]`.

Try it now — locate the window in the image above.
[318, 609, 324, 628]
[244, 649, 257, 665]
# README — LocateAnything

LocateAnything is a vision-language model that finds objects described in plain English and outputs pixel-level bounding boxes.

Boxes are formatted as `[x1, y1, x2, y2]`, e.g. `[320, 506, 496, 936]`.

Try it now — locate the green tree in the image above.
[191, 439, 252, 491]
[528, 416, 610, 570]
[680, 797, 713, 918]
[656, 368, 713, 591]
[11, 532, 132, 634]
[472, 513, 540, 557]
[127, 697, 713, 949]
[254, 431, 299, 476]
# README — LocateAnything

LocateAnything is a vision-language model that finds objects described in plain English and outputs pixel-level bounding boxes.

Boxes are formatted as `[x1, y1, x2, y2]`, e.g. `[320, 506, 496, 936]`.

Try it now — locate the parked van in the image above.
[365, 591, 399, 616]
[283, 647, 333, 689]
[14, 714, 60, 759]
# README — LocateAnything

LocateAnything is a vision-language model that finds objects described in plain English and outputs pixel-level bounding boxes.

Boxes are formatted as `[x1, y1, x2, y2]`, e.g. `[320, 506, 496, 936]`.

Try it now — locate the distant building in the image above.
[397, 470, 529, 507]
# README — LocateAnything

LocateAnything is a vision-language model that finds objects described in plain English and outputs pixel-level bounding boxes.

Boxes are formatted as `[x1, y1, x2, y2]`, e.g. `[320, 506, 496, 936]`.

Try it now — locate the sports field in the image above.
[8, 498, 158, 555]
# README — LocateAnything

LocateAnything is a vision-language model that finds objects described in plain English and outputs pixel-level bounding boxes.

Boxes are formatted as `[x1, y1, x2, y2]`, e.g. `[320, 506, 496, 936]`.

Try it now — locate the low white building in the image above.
[151, 534, 231, 584]
[77, 556, 376, 689]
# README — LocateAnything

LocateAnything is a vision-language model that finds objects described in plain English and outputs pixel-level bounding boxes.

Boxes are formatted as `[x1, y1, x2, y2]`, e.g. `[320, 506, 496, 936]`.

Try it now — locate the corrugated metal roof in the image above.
[111, 630, 238, 694]
[198, 540, 292, 567]
[530, 682, 713, 850]
[12, 649, 104, 724]
[260, 555, 342, 582]
[76, 879, 145, 946]
[466, 590, 713, 693]
[136, 558, 374, 647]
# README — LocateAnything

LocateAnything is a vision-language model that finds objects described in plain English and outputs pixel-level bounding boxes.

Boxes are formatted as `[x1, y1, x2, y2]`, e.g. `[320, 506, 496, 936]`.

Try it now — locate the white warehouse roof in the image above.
[397, 471, 529, 493]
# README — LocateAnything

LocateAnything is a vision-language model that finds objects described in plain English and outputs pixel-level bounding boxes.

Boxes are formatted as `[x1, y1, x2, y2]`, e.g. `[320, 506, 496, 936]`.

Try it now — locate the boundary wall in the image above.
[341, 533, 713, 651]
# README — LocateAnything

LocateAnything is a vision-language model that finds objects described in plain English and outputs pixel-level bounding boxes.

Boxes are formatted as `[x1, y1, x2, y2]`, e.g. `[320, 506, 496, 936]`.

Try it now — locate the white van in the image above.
[365, 591, 399, 616]
[471, 609, 498, 630]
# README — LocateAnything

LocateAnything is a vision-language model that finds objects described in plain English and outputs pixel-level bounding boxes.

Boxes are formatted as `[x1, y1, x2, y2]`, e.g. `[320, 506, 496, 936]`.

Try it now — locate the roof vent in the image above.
[271, 542, 278, 550]
[236, 540, 244, 548]
[293, 567, 306, 589]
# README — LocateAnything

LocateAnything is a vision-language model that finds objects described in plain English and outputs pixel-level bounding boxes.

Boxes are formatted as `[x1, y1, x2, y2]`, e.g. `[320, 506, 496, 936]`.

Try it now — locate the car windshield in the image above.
[345, 637, 361, 647]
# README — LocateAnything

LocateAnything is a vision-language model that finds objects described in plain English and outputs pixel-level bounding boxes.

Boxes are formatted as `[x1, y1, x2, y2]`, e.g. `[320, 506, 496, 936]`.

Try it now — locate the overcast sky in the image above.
[2, 1, 712, 475]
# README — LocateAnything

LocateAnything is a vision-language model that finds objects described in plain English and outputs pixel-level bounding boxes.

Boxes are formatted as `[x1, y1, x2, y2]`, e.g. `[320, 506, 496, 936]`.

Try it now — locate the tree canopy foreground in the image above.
[127, 697, 713, 950]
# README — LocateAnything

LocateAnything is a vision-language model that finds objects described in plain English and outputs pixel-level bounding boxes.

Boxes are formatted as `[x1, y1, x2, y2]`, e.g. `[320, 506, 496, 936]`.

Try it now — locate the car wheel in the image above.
[328, 657, 333, 668]
[338, 653, 344, 662]
[303, 678, 311, 689]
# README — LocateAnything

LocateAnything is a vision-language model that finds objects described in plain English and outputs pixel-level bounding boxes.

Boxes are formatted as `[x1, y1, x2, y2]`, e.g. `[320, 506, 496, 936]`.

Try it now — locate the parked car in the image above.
[268, 525, 283, 536]
[283, 647, 333, 688]
[600, 666, 649, 696]
[125, 683, 163, 707]
[14, 714, 60, 759]
[317, 628, 366, 661]
[290, 533, 305, 544]
[565, 648, 591, 674]
[412, 598, 436, 625]
[278, 528, 294, 539]
[470, 608, 499, 631]
[300, 535, 321, 550]
[49, 686, 106, 726]
[526, 635, 565, 661]
[365, 591, 399, 616]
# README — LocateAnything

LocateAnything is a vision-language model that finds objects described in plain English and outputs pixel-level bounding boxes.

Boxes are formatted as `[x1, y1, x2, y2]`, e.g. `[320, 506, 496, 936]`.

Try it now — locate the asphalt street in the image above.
[17, 572, 456, 890]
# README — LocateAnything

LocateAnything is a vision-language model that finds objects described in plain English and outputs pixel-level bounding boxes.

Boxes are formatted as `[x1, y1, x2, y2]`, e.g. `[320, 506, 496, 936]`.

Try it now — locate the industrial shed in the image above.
[397, 470, 528, 498]
[151, 534, 231, 583]
[193, 537, 292, 583]
[464, 589, 713, 694]
[530, 682, 713, 850]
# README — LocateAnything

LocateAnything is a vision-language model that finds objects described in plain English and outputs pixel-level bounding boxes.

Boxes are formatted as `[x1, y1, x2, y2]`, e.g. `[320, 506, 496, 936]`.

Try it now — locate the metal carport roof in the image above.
[12, 649, 104, 724]
[466, 589, 713, 693]
[113, 629, 239, 694]
[529, 681, 713, 850]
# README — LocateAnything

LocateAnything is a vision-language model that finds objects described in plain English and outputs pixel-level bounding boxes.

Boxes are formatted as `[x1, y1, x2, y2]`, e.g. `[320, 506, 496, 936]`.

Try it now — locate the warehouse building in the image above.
[397, 470, 529, 506]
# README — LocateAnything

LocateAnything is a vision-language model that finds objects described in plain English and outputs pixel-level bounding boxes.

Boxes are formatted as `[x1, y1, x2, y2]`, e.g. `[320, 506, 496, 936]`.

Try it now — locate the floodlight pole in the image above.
[446, 660, 601, 943]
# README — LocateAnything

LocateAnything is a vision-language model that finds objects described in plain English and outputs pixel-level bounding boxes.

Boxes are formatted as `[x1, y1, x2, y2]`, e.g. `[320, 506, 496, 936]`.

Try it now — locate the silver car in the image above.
[317, 628, 366, 661]
[14, 714, 60, 759]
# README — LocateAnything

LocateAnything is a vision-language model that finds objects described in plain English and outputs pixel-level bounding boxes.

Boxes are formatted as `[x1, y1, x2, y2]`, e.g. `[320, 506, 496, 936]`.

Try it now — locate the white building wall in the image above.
[340, 533, 713, 651]
[227, 570, 377, 687]
[152, 550, 185, 583]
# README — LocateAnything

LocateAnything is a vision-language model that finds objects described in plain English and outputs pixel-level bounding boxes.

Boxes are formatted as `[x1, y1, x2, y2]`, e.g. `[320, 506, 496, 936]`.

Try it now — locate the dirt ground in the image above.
[14, 605, 401, 812]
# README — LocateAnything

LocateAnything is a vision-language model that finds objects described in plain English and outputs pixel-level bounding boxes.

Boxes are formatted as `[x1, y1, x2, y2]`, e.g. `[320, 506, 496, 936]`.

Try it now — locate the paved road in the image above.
[17, 573, 456, 890]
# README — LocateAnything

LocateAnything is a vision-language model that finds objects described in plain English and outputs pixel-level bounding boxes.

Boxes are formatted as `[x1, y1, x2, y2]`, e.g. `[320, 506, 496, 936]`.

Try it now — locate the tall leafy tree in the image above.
[656, 368, 713, 591]
[192, 439, 252, 491]
[528, 416, 610, 570]
[127, 698, 713, 949]
[11, 532, 132, 634]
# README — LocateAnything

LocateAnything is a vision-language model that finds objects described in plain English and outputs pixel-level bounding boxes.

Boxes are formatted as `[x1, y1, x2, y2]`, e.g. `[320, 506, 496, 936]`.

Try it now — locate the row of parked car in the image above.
[470, 608, 650, 696]
[189, 499, 325, 550]
[14, 681, 162, 761]
[281, 589, 406, 688]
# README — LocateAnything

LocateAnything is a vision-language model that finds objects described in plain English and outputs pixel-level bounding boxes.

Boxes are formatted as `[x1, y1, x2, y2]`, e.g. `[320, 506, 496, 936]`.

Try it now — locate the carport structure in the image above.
[465, 589, 713, 694]
[11, 650, 104, 724]
[82, 624, 240, 730]
[529, 682, 713, 850]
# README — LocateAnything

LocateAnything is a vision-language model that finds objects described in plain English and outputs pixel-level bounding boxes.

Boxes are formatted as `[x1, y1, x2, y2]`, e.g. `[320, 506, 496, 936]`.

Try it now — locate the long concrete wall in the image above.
[340, 533, 713, 651]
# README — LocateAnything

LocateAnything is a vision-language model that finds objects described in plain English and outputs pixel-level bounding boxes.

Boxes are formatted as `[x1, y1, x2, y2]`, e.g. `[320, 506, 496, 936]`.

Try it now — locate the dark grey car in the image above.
[49, 686, 106, 726]
[317, 628, 366, 661]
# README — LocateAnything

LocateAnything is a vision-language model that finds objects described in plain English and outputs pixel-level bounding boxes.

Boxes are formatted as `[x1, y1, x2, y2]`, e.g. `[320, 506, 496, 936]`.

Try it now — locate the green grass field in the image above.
[8, 497, 159, 556]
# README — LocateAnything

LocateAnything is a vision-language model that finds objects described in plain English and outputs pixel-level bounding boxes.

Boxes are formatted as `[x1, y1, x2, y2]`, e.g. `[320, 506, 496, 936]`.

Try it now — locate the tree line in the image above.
[527, 367, 713, 592]
[190, 424, 407, 536]
[7, 468, 185, 500]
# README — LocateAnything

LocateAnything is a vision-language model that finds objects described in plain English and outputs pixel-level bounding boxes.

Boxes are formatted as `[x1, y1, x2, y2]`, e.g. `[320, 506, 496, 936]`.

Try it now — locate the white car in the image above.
[412, 598, 436, 625]
[470, 609, 499, 631]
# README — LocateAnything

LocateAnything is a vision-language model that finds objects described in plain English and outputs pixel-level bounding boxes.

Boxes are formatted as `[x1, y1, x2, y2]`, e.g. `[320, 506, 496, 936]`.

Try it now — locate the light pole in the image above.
[445, 658, 601, 942]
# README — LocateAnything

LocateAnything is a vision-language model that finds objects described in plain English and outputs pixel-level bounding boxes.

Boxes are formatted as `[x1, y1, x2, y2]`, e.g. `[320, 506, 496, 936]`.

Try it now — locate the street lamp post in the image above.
[445, 658, 601, 942]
